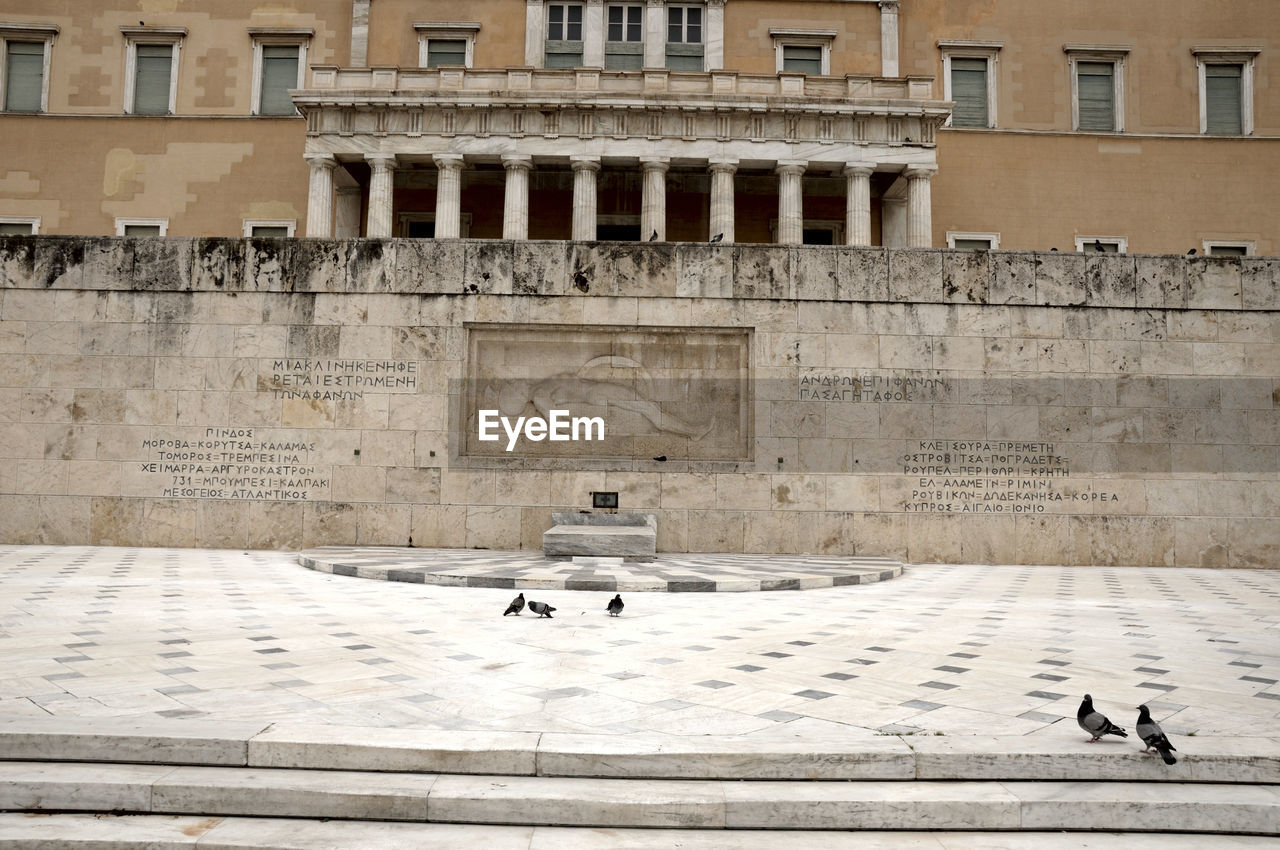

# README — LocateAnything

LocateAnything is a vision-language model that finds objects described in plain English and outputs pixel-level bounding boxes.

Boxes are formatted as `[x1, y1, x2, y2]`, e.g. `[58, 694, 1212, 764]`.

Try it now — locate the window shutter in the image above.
[425, 39, 466, 68]
[1205, 64, 1242, 135]
[133, 43, 173, 114]
[950, 57, 988, 127]
[1076, 62, 1114, 131]
[5, 41, 44, 112]
[783, 45, 822, 75]
[259, 45, 299, 114]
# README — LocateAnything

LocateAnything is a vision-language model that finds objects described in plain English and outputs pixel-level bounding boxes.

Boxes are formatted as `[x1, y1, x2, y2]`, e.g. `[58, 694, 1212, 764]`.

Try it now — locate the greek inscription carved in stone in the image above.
[138, 428, 329, 500]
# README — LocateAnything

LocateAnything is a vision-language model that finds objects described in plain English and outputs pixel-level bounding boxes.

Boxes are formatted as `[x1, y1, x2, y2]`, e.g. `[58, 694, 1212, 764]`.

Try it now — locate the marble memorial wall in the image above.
[0, 236, 1276, 567]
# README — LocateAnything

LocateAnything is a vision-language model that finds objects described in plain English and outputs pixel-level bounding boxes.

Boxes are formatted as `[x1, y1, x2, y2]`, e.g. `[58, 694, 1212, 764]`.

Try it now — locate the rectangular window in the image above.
[415, 23, 477, 70]
[1204, 241, 1253, 257]
[1205, 64, 1243, 135]
[950, 57, 989, 127]
[605, 5, 643, 70]
[1075, 236, 1126, 253]
[250, 225, 289, 238]
[0, 217, 38, 235]
[1075, 61, 1115, 131]
[545, 4, 584, 68]
[607, 5, 642, 42]
[244, 219, 296, 238]
[133, 43, 174, 114]
[426, 38, 466, 67]
[666, 5, 703, 71]
[547, 4, 583, 41]
[258, 44, 299, 115]
[4, 40, 44, 112]
[782, 45, 822, 74]
[667, 6, 701, 44]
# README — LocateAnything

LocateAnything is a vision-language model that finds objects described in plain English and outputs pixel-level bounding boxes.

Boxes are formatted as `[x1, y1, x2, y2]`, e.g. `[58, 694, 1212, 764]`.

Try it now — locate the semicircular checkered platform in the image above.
[298, 547, 903, 592]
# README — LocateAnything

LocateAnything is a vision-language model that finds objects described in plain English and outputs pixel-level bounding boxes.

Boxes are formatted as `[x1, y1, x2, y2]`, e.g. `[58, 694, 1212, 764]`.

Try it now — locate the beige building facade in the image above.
[0, 1, 1274, 253]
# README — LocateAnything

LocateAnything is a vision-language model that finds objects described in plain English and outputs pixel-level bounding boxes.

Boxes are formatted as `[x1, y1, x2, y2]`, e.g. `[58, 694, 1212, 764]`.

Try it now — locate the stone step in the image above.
[2, 717, 1277, 784]
[542, 524, 657, 561]
[2, 762, 1277, 834]
[5, 815, 1280, 850]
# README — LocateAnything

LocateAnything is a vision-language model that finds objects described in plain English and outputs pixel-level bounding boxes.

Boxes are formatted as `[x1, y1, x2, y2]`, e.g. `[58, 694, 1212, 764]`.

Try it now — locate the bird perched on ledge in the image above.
[1136, 704, 1177, 765]
[607, 594, 624, 617]
[503, 593, 524, 616]
[1078, 694, 1128, 742]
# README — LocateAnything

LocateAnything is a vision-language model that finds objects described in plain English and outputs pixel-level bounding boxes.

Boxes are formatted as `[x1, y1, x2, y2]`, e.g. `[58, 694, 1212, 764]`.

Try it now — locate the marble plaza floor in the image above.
[0, 545, 1277, 741]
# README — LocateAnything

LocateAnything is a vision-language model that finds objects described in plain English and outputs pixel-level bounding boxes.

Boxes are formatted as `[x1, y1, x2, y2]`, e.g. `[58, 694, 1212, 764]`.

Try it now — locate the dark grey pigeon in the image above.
[503, 593, 525, 616]
[1136, 704, 1177, 765]
[1077, 694, 1127, 742]
[607, 594, 624, 617]
[528, 600, 556, 618]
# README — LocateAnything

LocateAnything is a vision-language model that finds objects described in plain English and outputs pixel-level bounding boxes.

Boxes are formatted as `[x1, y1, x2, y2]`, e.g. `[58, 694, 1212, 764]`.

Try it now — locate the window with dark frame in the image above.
[132, 43, 174, 114]
[949, 57, 989, 127]
[545, 3, 584, 68]
[666, 5, 703, 71]
[1205, 63, 1243, 135]
[4, 40, 44, 112]
[1076, 60, 1115, 131]
[258, 44, 299, 115]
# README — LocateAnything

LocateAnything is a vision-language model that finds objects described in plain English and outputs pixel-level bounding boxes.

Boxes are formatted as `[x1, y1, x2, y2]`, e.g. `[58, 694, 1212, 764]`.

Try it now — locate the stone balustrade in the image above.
[304, 65, 938, 105]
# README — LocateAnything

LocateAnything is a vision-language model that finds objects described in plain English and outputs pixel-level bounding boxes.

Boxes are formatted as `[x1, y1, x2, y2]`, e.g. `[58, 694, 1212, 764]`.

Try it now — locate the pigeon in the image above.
[648, 230, 659, 241]
[1186, 248, 1197, 255]
[1136, 704, 1177, 765]
[1092, 240, 1105, 252]
[503, 593, 525, 616]
[1078, 694, 1128, 742]
[607, 594, 624, 617]
[652, 455, 667, 462]
[528, 600, 556, 618]
[709, 232, 724, 244]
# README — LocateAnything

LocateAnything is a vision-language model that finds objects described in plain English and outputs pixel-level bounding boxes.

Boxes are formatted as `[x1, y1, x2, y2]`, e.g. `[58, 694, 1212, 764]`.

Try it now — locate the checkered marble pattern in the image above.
[0, 545, 1277, 742]
[299, 546, 903, 592]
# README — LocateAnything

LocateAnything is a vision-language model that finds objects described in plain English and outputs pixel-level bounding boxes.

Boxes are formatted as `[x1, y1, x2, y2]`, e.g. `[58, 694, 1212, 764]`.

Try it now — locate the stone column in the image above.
[433, 153, 465, 239]
[708, 158, 737, 244]
[583, 0, 604, 67]
[501, 155, 533, 240]
[644, 0, 664, 68]
[704, 0, 725, 70]
[904, 165, 937, 248]
[525, 0, 545, 67]
[334, 185, 363, 238]
[640, 157, 669, 242]
[879, 0, 900, 78]
[843, 163, 874, 246]
[571, 156, 601, 241]
[775, 160, 806, 245]
[304, 154, 337, 237]
[365, 153, 397, 239]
